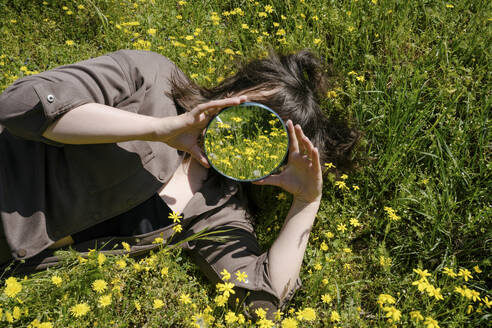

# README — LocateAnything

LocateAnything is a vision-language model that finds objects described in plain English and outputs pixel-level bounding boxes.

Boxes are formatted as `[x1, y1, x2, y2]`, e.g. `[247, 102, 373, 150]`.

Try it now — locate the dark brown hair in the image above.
[168, 49, 360, 172]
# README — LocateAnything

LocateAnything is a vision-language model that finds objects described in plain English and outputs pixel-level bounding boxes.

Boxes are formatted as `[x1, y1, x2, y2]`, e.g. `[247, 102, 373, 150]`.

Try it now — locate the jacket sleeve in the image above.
[0, 53, 134, 144]
[0, 79, 92, 144]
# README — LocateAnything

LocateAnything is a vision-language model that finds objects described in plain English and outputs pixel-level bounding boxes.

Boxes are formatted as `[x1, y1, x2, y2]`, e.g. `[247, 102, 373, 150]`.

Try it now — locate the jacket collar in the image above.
[181, 171, 239, 222]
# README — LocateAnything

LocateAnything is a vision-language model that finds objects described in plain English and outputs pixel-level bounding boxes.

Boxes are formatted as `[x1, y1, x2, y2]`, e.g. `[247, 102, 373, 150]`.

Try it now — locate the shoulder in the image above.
[109, 50, 177, 73]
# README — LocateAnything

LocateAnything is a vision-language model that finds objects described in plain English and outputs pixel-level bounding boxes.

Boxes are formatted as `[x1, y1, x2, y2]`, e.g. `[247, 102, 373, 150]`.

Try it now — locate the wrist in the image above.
[292, 195, 321, 207]
[150, 116, 180, 142]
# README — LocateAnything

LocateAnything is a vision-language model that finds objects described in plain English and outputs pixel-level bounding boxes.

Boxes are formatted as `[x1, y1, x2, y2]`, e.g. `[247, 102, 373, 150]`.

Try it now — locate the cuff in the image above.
[32, 80, 92, 135]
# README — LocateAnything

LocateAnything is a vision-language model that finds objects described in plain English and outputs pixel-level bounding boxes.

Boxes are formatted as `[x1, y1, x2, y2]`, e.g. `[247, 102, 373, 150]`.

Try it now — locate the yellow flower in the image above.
[179, 293, 192, 304]
[92, 279, 107, 293]
[276, 29, 286, 36]
[257, 318, 274, 328]
[296, 307, 316, 321]
[264, 5, 274, 13]
[147, 28, 157, 36]
[377, 294, 396, 306]
[134, 300, 141, 311]
[65, 40, 75, 46]
[235, 270, 248, 283]
[413, 268, 431, 278]
[383, 306, 401, 322]
[384, 206, 400, 221]
[116, 259, 127, 269]
[51, 275, 62, 287]
[241, 23, 249, 29]
[412, 277, 430, 292]
[225, 311, 237, 323]
[379, 256, 392, 267]
[258, 12, 267, 18]
[176, 14, 183, 20]
[424, 316, 440, 328]
[324, 162, 335, 169]
[446, 4, 454, 8]
[255, 307, 267, 319]
[38, 323, 53, 328]
[334, 180, 348, 190]
[185, 35, 194, 41]
[457, 268, 473, 281]
[337, 224, 347, 233]
[473, 265, 482, 273]
[161, 267, 169, 277]
[313, 38, 321, 45]
[321, 294, 332, 304]
[70, 303, 90, 317]
[216, 282, 235, 297]
[98, 294, 112, 307]
[66, 10, 73, 15]
[224, 48, 235, 55]
[122, 242, 131, 252]
[153, 299, 164, 309]
[356, 75, 365, 82]
[330, 310, 340, 322]
[320, 241, 328, 251]
[97, 252, 106, 266]
[77, 4, 85, 9]
[220, 268, 231, 281]
[13, 306, 21, 320]
[410, 310, 424, 321]
[173, 224, 183, 233]
[214, 294, 228, 306]
[482, 296, 491, 308]
[5, 311, 13, 323]
[4, 277, 22, 297]
[349, 218, 361, 227]
[325, 231, 334, 239]
[341, 174, 348, 180]
[443, 266, 456, 277]
[152, 237, 164, 244]
[281, 317, 298, 328]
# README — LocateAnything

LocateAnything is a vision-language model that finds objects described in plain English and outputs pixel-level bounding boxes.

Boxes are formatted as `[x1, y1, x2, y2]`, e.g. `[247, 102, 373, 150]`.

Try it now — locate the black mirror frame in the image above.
[203, 102, 290, 182]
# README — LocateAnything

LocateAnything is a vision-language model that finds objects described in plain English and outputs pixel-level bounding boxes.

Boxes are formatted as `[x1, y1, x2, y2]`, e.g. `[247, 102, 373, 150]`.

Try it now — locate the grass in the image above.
[0, 0, 490, 327]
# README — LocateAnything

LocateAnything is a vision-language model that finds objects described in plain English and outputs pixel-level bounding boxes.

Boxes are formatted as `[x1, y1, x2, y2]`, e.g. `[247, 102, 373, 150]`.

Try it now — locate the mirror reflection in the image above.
[204, 102, 289, 181]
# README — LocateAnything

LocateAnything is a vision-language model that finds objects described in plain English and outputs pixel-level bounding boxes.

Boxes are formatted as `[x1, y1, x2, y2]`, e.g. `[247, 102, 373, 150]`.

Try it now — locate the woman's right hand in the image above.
[154, 96, 247, 167]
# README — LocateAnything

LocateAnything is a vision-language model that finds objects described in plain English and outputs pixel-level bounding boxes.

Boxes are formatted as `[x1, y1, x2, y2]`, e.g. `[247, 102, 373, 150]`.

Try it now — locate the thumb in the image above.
[189, 144, 210, 168]
[252, 174, 284, 188]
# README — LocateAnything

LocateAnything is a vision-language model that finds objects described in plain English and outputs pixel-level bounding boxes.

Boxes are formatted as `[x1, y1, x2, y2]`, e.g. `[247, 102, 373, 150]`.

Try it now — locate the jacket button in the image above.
[159, 171, 166, 180]
[17, 249, 27, 258]
[47, 94, 55, 103]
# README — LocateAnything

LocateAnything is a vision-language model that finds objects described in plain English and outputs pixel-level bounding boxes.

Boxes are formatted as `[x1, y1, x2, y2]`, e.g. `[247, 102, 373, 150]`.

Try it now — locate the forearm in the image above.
[267, 197, 321, 300]
[42, 103, 170, 144]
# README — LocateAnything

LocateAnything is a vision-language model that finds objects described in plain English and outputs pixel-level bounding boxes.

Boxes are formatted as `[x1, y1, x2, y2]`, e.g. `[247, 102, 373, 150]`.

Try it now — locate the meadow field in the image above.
[0, 0, 490, 327]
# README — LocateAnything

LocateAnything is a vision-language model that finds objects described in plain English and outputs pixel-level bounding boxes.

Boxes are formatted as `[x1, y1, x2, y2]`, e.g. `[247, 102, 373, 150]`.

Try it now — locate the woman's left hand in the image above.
[253, 120, 322, 204]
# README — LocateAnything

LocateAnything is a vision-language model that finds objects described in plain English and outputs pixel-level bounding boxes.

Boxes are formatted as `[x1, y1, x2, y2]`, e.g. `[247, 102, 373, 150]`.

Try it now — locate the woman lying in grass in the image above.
[0, 49, 358, 318]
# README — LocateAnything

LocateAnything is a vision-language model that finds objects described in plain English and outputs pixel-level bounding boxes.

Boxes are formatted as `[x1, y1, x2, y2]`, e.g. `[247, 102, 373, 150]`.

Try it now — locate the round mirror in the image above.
[204, 102, 289, 182]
